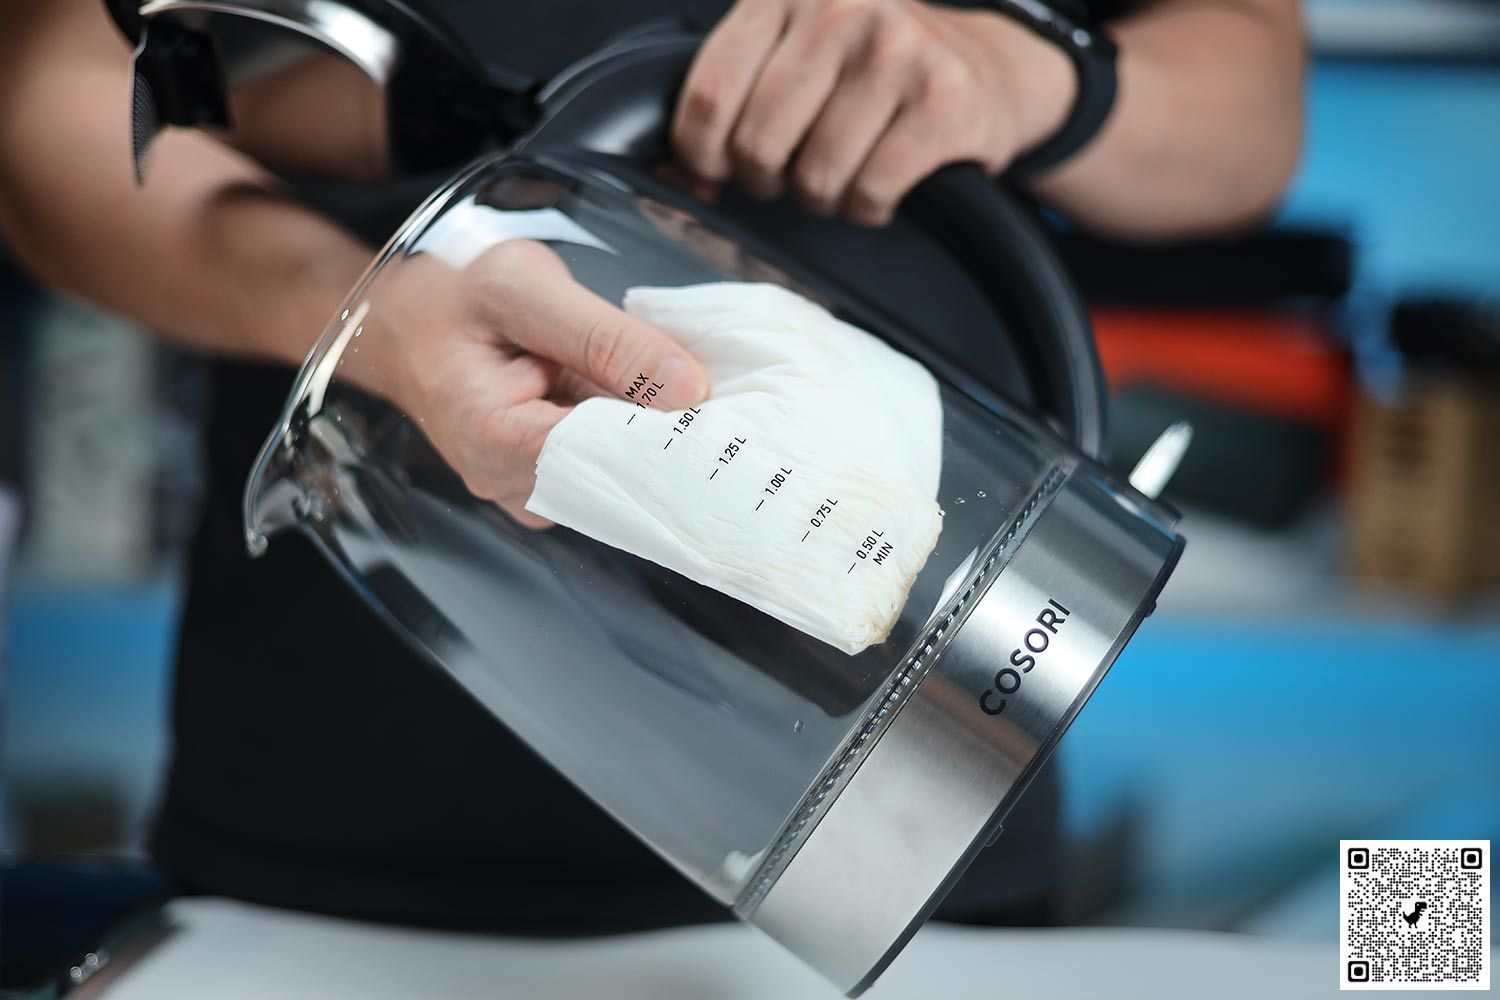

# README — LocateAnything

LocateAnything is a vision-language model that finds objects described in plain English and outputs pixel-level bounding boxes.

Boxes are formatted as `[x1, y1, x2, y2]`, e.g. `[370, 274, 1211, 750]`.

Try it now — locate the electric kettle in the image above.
[109, 4, 1187, 993]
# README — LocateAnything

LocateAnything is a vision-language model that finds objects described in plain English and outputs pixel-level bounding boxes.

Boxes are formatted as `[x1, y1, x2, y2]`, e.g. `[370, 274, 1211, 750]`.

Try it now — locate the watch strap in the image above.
[991, 0, 1119, 178]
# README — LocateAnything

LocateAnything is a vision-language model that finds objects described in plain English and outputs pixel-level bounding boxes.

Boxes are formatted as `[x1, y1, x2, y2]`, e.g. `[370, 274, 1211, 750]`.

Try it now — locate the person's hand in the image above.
[353, 240, 710, 527]
[671, 0, 1078, 226]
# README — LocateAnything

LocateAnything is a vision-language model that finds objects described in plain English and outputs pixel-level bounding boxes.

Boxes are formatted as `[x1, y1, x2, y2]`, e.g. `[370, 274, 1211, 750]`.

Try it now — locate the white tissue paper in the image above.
[526, 282, 944, 655]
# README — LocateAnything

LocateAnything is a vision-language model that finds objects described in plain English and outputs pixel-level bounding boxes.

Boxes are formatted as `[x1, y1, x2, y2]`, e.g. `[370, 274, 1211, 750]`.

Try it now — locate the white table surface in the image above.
[96, 897, 1492, 999]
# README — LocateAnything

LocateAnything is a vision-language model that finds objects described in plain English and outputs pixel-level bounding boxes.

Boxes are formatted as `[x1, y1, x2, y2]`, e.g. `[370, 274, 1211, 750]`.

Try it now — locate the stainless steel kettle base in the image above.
[741, 463, 1183, 995]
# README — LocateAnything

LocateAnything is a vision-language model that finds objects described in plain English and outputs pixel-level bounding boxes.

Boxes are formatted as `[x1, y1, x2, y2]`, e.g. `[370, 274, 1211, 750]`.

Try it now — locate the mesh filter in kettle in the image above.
[107, 10, 1196, 994]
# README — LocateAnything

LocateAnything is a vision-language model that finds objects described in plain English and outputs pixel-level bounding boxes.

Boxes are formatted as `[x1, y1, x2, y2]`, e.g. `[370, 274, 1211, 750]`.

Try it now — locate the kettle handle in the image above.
[523, 25, 1108, 457]
[908, 162, 1106, 457]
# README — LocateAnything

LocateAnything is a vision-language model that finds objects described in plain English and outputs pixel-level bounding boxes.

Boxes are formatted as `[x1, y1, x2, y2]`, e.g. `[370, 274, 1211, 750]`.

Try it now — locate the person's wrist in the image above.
[355, 252, 464, 416]
[279, 234, 429, 414]
[964, 8, 1079, 166]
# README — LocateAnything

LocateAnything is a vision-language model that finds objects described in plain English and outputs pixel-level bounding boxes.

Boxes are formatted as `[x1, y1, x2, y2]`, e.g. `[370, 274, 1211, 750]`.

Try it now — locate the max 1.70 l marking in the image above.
[978, 598, 1071, 716]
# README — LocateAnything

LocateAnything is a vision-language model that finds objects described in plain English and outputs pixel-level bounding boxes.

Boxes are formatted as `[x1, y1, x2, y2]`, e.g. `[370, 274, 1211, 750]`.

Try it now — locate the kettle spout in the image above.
[243, 433, 307, 558]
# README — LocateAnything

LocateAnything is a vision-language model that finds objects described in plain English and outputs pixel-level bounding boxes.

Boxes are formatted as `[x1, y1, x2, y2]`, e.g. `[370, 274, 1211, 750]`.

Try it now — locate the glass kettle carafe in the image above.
[197, 16, 1190, 996]
[244, 151, 1184, 995]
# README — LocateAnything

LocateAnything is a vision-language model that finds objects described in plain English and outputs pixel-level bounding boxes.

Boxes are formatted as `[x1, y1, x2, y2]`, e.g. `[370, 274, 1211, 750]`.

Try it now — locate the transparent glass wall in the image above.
[246, 155, 1077, 903]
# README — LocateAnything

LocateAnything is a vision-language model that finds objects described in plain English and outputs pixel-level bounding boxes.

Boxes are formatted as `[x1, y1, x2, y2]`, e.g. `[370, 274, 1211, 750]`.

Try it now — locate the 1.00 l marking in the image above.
[756, 467, 792, 510]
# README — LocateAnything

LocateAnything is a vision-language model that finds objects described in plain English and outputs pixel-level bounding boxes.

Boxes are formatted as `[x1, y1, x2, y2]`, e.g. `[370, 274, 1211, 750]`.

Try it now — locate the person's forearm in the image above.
[0, 0, 369, 367]
[1029, 0, 1304, 239]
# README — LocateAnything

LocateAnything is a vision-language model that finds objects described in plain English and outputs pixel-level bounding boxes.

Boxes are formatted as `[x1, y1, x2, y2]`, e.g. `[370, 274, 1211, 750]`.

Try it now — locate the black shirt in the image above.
[152, 0, 1124, 932]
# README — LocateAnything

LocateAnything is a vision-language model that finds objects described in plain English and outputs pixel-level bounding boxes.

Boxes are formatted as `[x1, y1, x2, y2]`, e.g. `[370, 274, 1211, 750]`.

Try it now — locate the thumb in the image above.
[480, 240, 710, 409]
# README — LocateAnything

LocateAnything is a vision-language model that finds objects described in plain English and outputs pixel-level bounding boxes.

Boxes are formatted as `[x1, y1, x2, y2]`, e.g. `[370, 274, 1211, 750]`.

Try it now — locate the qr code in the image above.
[1341, 840, 1490, 990]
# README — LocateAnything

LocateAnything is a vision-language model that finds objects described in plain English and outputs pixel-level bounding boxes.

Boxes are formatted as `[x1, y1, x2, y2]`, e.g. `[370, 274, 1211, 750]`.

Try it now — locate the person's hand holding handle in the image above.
[670, 0, 1079, 226]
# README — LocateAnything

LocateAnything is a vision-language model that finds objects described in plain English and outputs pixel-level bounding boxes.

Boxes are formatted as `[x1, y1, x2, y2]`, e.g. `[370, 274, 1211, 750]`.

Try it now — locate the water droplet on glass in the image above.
[354, 326, 363, 338]
[976, 490, 987, 498]
[955, 496, 966, 504]
[793, 719, 804, 734]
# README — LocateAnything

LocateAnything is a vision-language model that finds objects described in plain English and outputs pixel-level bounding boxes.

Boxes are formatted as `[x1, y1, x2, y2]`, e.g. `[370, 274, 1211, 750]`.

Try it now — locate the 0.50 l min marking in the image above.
[849, 531, 892, 573]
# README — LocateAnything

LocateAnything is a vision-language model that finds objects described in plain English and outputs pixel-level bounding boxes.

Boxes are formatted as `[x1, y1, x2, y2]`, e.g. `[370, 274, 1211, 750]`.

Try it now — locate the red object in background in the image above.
[1091, 308, 1353, 436]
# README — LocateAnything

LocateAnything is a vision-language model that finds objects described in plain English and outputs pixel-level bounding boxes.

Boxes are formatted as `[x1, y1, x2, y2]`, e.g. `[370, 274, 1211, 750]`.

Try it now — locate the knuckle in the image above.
[580, 318, 632, 383]
[484, 407, 531, 456]
[871, 19, 922, 68]
[680, 78, 726, 127]
[460, 472, 495, 502]
[817, 0, 875, 29]
[478, 237, 556, 276]
[508, 354, 551, 395]
[921, 60, 971, 107]
[849, 174, 898, 218]
[731, 129, 784, 175]
[794, 160, 841, 207]
[728, 0, 787, 27]
[467, 240, 558, 315]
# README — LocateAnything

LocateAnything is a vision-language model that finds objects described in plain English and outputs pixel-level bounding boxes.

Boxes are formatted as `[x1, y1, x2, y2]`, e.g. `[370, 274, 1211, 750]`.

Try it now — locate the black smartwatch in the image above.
[989, 0, 1119, 178]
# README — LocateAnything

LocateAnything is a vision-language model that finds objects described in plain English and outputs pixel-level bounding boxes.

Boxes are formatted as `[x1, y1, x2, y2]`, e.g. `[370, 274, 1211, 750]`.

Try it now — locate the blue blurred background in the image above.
[2, 5, 1498, 944]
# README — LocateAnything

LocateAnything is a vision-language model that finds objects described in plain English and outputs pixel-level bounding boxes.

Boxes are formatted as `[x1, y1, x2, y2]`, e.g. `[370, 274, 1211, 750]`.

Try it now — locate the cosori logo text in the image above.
[978, 598, 1071, 716]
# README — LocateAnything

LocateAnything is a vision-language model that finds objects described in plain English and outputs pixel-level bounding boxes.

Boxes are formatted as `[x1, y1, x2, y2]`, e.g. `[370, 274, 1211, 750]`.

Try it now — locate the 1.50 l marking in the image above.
[979, 598, 1071, 716]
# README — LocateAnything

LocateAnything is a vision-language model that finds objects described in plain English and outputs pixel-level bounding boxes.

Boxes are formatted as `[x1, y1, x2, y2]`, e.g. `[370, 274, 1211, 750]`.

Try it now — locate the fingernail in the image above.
[657, 355, 710, 407]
